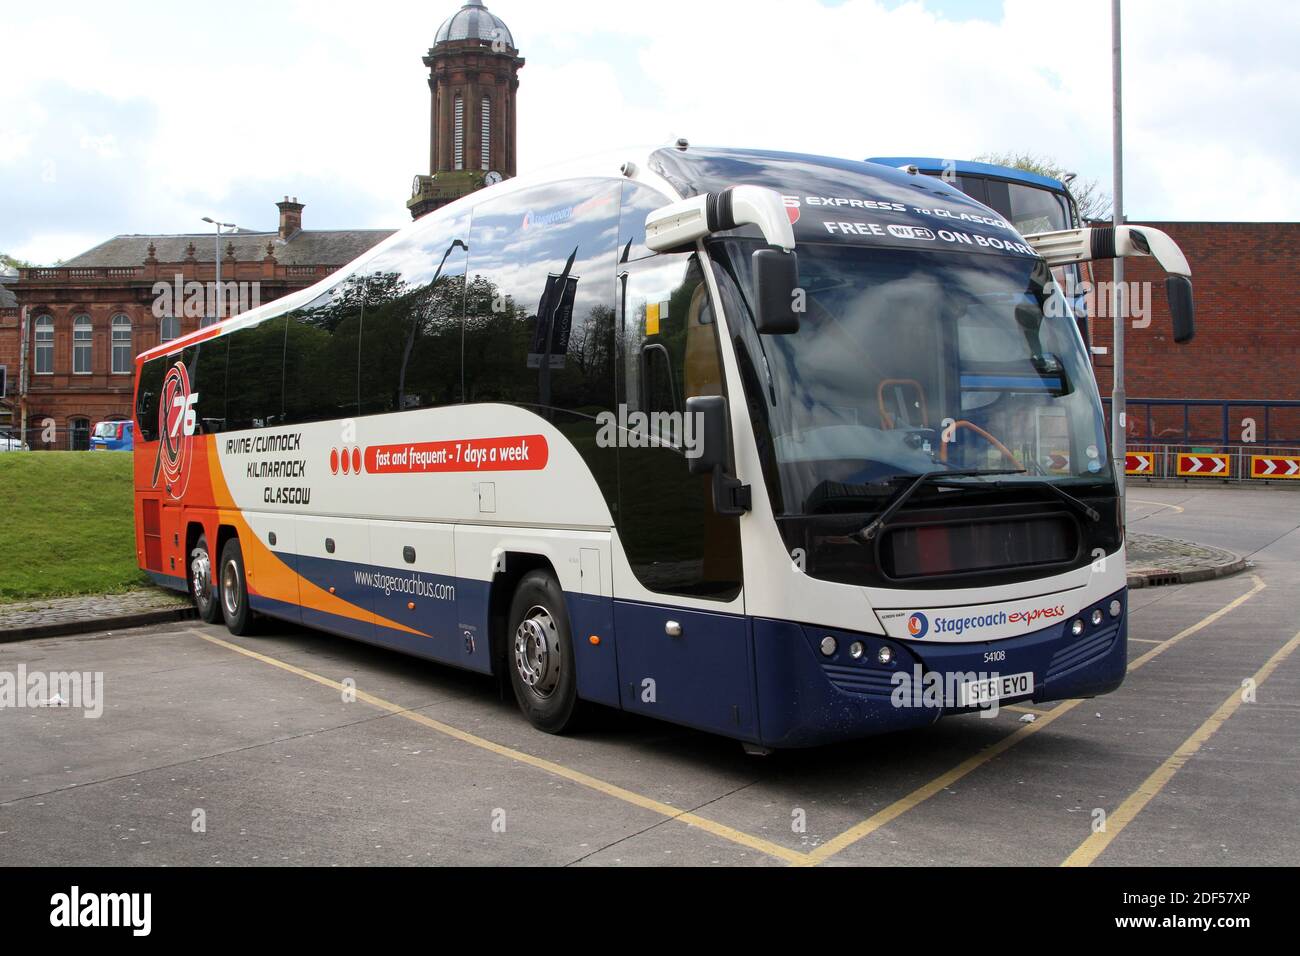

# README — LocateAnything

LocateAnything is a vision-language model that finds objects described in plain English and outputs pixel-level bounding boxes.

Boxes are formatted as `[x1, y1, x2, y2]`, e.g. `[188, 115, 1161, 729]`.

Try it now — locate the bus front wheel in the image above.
[189, 533, 221, 624]
[507, 571, 582, 735]
[218, 538, 255, 636]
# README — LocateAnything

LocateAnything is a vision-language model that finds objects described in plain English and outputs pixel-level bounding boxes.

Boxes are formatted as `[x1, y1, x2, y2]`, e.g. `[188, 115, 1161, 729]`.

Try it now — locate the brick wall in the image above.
[1087, 222, 1300, 443]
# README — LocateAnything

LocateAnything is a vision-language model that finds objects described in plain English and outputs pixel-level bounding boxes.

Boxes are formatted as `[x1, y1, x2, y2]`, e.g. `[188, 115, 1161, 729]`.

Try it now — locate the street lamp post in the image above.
[1111, 0, 1126, 508]
[201, 216, 237, 324]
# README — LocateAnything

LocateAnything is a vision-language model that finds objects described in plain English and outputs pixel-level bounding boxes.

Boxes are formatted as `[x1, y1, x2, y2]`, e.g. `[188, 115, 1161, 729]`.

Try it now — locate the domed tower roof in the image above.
[435, 0, 515, 49]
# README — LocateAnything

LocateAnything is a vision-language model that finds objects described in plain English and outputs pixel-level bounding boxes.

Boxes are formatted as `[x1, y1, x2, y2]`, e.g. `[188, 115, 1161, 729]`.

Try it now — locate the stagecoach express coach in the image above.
[132, 146, 1195, 750]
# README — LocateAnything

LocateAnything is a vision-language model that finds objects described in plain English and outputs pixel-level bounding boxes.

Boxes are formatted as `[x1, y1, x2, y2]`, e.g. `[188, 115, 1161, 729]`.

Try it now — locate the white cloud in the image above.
[1, 0, 1297, 264]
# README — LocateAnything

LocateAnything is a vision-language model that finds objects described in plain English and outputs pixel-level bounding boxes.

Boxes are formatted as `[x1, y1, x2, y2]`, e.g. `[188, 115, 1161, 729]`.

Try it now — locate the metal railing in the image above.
[1103, 398, 1300, 447]
[1123, 444, 1300, 483]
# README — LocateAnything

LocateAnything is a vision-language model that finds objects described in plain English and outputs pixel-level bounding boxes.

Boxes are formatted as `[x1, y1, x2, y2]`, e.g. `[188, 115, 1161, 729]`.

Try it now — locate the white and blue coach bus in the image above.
[135, 145, 1195, 750]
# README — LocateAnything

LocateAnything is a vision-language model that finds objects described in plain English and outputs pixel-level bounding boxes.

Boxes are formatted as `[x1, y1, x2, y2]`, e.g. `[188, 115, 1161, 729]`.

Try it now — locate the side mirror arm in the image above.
[1025, 224, 1195, 344]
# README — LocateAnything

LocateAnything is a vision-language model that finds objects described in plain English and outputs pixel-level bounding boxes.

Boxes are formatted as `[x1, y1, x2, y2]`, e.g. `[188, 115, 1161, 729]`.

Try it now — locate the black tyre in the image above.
[189, 533, 222, 624]
[506, 570, 582, 734]
[218, 537, 256, 636]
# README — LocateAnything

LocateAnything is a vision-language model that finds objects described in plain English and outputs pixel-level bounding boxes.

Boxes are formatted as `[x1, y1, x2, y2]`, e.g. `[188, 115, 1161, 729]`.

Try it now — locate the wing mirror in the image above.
[1024, 224, 1195, 344]
[752, 248, 800, 334]
[686, 395, 749, 516]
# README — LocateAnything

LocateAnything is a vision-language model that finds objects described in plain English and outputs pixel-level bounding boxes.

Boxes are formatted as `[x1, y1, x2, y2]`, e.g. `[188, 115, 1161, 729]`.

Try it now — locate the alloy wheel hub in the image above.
[514, 608, 561, 698]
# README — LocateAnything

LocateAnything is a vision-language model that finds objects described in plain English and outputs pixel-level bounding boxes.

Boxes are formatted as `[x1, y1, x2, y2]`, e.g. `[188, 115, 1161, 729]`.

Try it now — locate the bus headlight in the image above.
[849, 641, 865, 660]
[1071, 619, 1086, 637]
[1109, 600, 1123, 619]
[878, 647, 894, 665]
[820, 636, 838, 657]
[1091, 609, 1105, 626]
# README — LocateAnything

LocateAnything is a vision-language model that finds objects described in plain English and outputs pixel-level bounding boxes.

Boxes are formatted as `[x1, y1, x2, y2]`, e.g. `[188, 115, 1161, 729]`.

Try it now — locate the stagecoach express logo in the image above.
[896, 603, 1069, 640]
[153, 360, 199, 500]
[521, 192, 616, 232]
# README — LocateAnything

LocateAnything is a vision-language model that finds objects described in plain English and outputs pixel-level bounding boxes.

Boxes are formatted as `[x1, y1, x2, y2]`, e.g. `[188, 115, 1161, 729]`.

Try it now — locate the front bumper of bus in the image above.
[751, 588, 1128, 749]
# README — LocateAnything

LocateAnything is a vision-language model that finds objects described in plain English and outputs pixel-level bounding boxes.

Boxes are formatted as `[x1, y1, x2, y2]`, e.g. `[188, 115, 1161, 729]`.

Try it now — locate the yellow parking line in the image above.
[800, 575, 1268, 867]
[1003, 704, 1055, 716]
[1063, 627, 1300, 867]
[190, 630, 809, 866]
[1129, 638, 1164, 645]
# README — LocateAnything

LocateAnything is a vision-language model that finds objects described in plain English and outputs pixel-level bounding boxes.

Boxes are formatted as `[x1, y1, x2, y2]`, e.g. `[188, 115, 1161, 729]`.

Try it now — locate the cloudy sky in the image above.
[1, 0, 1296, 265]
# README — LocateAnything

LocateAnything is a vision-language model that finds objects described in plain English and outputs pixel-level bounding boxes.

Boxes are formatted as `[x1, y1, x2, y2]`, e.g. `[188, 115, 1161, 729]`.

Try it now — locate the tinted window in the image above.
[136, 357, 166, 441]
[284, 281, 363, 424]
[181, 338, 229, 434]
[463, 179, 621, 504]
[225, 317, 287, 431]
[359, 213, 469, 416]
[614, 181, 741, 599]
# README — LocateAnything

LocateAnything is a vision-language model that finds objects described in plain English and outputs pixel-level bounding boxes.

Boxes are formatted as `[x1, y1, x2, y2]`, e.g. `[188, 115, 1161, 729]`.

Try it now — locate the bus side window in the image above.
[284, 279, 363, 425]
[182, 338, 229, 434]
[614, 181, 741, 599]
[359, 213, 470, 417]
[463, 179, 622, 507]
[135, 358, 166, 441]
[225, 316, 287, 431]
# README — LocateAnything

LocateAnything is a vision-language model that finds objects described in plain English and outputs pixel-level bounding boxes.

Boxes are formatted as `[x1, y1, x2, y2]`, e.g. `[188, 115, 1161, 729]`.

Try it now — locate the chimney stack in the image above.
[276, 196, 304, 240]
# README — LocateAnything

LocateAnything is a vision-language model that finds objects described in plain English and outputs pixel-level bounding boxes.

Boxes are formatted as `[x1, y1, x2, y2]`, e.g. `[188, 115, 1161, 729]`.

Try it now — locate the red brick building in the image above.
[2, 0, 523, 448]
[1088, 222, 1300, 445]
[3, 201, 391, 449]
[0, 272, 20, 436]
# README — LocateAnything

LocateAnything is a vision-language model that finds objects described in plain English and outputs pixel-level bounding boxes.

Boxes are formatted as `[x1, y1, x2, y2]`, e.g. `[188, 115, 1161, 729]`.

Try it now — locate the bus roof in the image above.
[139, 146, 1043, 364]
[865, 157, 1069, 193]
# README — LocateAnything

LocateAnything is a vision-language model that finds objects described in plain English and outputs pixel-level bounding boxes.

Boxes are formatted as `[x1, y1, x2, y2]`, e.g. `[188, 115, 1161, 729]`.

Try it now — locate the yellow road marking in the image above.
[188, 573, 1268, 869]
[1003, 704, 1055, 716]
[1063, 627, 1300, 867]
[190, 630, 809, 865]
[1129, 638, 1164, 645]
[799, 575, 1268, 866]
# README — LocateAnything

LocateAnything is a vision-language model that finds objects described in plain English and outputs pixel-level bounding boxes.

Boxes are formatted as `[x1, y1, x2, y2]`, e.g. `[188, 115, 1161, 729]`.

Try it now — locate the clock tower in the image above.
[408, 0, 524, 220]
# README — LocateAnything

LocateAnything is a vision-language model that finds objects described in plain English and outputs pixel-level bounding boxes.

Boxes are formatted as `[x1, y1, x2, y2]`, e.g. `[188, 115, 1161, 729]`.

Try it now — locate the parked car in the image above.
[90, 419, 134, 452]
[0, 430, 29, 452]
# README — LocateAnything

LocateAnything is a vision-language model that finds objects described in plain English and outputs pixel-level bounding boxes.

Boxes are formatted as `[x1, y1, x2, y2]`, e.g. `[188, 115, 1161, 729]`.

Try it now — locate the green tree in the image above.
[1, 252, 34, 272]
[974, 151, 1112, 223]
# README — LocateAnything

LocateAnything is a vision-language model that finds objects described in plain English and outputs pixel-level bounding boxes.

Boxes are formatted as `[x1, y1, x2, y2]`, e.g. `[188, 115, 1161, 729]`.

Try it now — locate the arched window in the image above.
[111, 314, 132, 374]
[72, 314, 92, 374]
[34, 316, 54, 374]
[160, 315, 180, 343]
[454, 94, 464, 170]
[480, 95, 491, 171]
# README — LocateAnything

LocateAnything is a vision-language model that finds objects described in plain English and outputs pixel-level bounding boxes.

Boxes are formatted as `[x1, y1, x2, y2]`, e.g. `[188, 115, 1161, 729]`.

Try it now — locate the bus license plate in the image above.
[958, 672, 1034, 707]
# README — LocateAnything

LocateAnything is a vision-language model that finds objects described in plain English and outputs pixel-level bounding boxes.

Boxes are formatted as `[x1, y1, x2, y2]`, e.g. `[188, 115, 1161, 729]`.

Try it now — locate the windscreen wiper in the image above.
[857, 468, 1026, 542]
[932, 475, 1102, 522]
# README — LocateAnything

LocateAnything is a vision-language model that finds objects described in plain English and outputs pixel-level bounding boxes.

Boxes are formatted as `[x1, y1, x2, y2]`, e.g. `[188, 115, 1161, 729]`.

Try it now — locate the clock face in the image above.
[412, 176, 423, 196]
[484, 170, 503, 186]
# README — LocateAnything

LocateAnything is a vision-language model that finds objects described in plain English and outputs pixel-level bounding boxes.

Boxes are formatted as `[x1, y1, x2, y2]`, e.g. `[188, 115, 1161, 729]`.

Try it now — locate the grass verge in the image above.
[0, 452, 149, 604]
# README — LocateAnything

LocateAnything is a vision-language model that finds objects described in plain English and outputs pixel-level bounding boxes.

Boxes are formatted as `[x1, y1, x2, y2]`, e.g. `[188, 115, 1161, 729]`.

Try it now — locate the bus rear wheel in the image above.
[218, 538, 256, 636]
[189, 533, 221, 624]
[507, 570, 582, 734]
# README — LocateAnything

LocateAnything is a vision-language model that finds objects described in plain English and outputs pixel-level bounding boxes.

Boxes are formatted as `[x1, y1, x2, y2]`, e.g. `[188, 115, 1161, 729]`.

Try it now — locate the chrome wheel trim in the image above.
[513, 605, 562, 699]
[221, 558, 241, 619]
[191, 547, 212, 609]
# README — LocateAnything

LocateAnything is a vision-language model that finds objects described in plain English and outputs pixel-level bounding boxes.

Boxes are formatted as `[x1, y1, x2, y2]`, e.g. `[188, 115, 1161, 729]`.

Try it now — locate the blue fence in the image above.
[1103, 398, 1300, 447]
